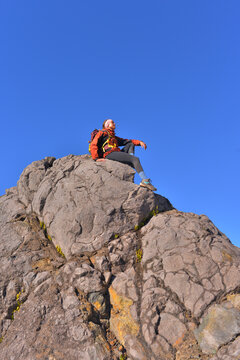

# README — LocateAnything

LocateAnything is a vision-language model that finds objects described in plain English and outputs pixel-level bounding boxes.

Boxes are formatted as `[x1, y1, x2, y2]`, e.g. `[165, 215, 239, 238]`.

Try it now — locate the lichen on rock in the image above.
[109, 286, 140, 346]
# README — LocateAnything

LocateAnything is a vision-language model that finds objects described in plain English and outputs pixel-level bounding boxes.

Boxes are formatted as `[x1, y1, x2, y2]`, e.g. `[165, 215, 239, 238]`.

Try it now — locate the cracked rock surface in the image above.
[0, 155, 240, 360]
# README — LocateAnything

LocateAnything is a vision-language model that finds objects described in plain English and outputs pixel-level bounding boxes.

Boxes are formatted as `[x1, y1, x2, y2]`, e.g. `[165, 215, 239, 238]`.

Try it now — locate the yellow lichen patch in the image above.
[56, 245, 65, 258]
[150, 205, 159, 217]
[222, 251, 233, 263]
[136, 248, 143, 263]
[134, 206, 159, 232]
[109, 286, 139, 346]
[92, 300, 102, 311]
[11, 289, 25, 320]
[119, 354, 127, 360]
[40, 221, 46, 230]
[226, 294, 240, 310]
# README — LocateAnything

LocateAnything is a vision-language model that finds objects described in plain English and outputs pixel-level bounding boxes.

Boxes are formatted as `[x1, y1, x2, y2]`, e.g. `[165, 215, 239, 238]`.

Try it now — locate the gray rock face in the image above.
[0, 155, 240, 360]
[17, 156, 56, 207]
[194, 304, 240, 354]
[20, 155, 170, 258]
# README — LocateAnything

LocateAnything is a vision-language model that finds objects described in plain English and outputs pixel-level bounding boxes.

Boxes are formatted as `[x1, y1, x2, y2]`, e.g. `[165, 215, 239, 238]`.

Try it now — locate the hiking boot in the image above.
[140, 179, 157, 191]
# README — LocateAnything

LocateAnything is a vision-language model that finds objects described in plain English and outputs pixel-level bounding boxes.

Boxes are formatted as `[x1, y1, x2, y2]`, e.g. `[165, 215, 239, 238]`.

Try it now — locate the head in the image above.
[103, 119, 116, 130]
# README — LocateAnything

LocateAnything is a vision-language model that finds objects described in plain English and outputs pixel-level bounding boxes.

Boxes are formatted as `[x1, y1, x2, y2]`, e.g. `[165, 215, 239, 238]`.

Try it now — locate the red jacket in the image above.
[90, 130, 141, 160]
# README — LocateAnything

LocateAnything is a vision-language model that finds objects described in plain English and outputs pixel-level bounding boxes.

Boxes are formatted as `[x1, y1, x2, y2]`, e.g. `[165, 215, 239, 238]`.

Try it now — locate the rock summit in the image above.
[0, 155, 240, 360]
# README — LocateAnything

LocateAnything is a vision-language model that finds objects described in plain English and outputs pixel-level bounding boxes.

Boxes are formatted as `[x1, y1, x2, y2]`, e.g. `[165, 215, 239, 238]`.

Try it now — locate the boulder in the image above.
[18, 155, 172, 258]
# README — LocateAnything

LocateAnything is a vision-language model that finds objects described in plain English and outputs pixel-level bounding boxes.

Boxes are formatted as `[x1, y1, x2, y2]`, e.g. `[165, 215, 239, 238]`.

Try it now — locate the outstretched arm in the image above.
[116, 137, 147, 149]
[131, 139, 147, 150]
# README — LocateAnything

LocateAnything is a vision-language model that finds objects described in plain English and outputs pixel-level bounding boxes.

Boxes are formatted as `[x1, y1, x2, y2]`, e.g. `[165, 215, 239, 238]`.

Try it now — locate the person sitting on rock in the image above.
[90, 119, 157, 191]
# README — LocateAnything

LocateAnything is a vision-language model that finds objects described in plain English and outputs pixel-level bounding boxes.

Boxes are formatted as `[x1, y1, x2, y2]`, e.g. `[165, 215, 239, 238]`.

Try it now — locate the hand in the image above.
[140, 141, 147, 150]
[96, 158, 105, 162]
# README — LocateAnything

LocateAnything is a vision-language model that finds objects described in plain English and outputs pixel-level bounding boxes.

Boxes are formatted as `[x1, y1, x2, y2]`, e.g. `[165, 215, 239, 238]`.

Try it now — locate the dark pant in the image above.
[121, 142, 135, 154]
[105, 143, 143, 173]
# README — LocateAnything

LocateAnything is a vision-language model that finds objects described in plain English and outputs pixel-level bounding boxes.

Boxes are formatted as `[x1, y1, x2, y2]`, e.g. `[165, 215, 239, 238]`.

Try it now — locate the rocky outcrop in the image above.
[18, 155, 169, 259]
[0, 155, 240, 360]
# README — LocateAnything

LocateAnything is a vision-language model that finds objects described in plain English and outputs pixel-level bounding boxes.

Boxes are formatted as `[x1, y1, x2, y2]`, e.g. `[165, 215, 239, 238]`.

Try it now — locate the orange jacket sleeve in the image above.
[131, 139, 141, 146]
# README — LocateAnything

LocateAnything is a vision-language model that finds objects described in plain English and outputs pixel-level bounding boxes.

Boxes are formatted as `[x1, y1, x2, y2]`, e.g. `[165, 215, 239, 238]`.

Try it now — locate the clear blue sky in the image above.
[0, 1, 239, 247]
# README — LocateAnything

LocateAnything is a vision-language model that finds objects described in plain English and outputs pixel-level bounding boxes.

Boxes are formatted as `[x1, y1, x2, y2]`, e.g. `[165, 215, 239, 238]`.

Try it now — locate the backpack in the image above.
[88, 129, 108, 157]
[88, 129, 99, 153]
